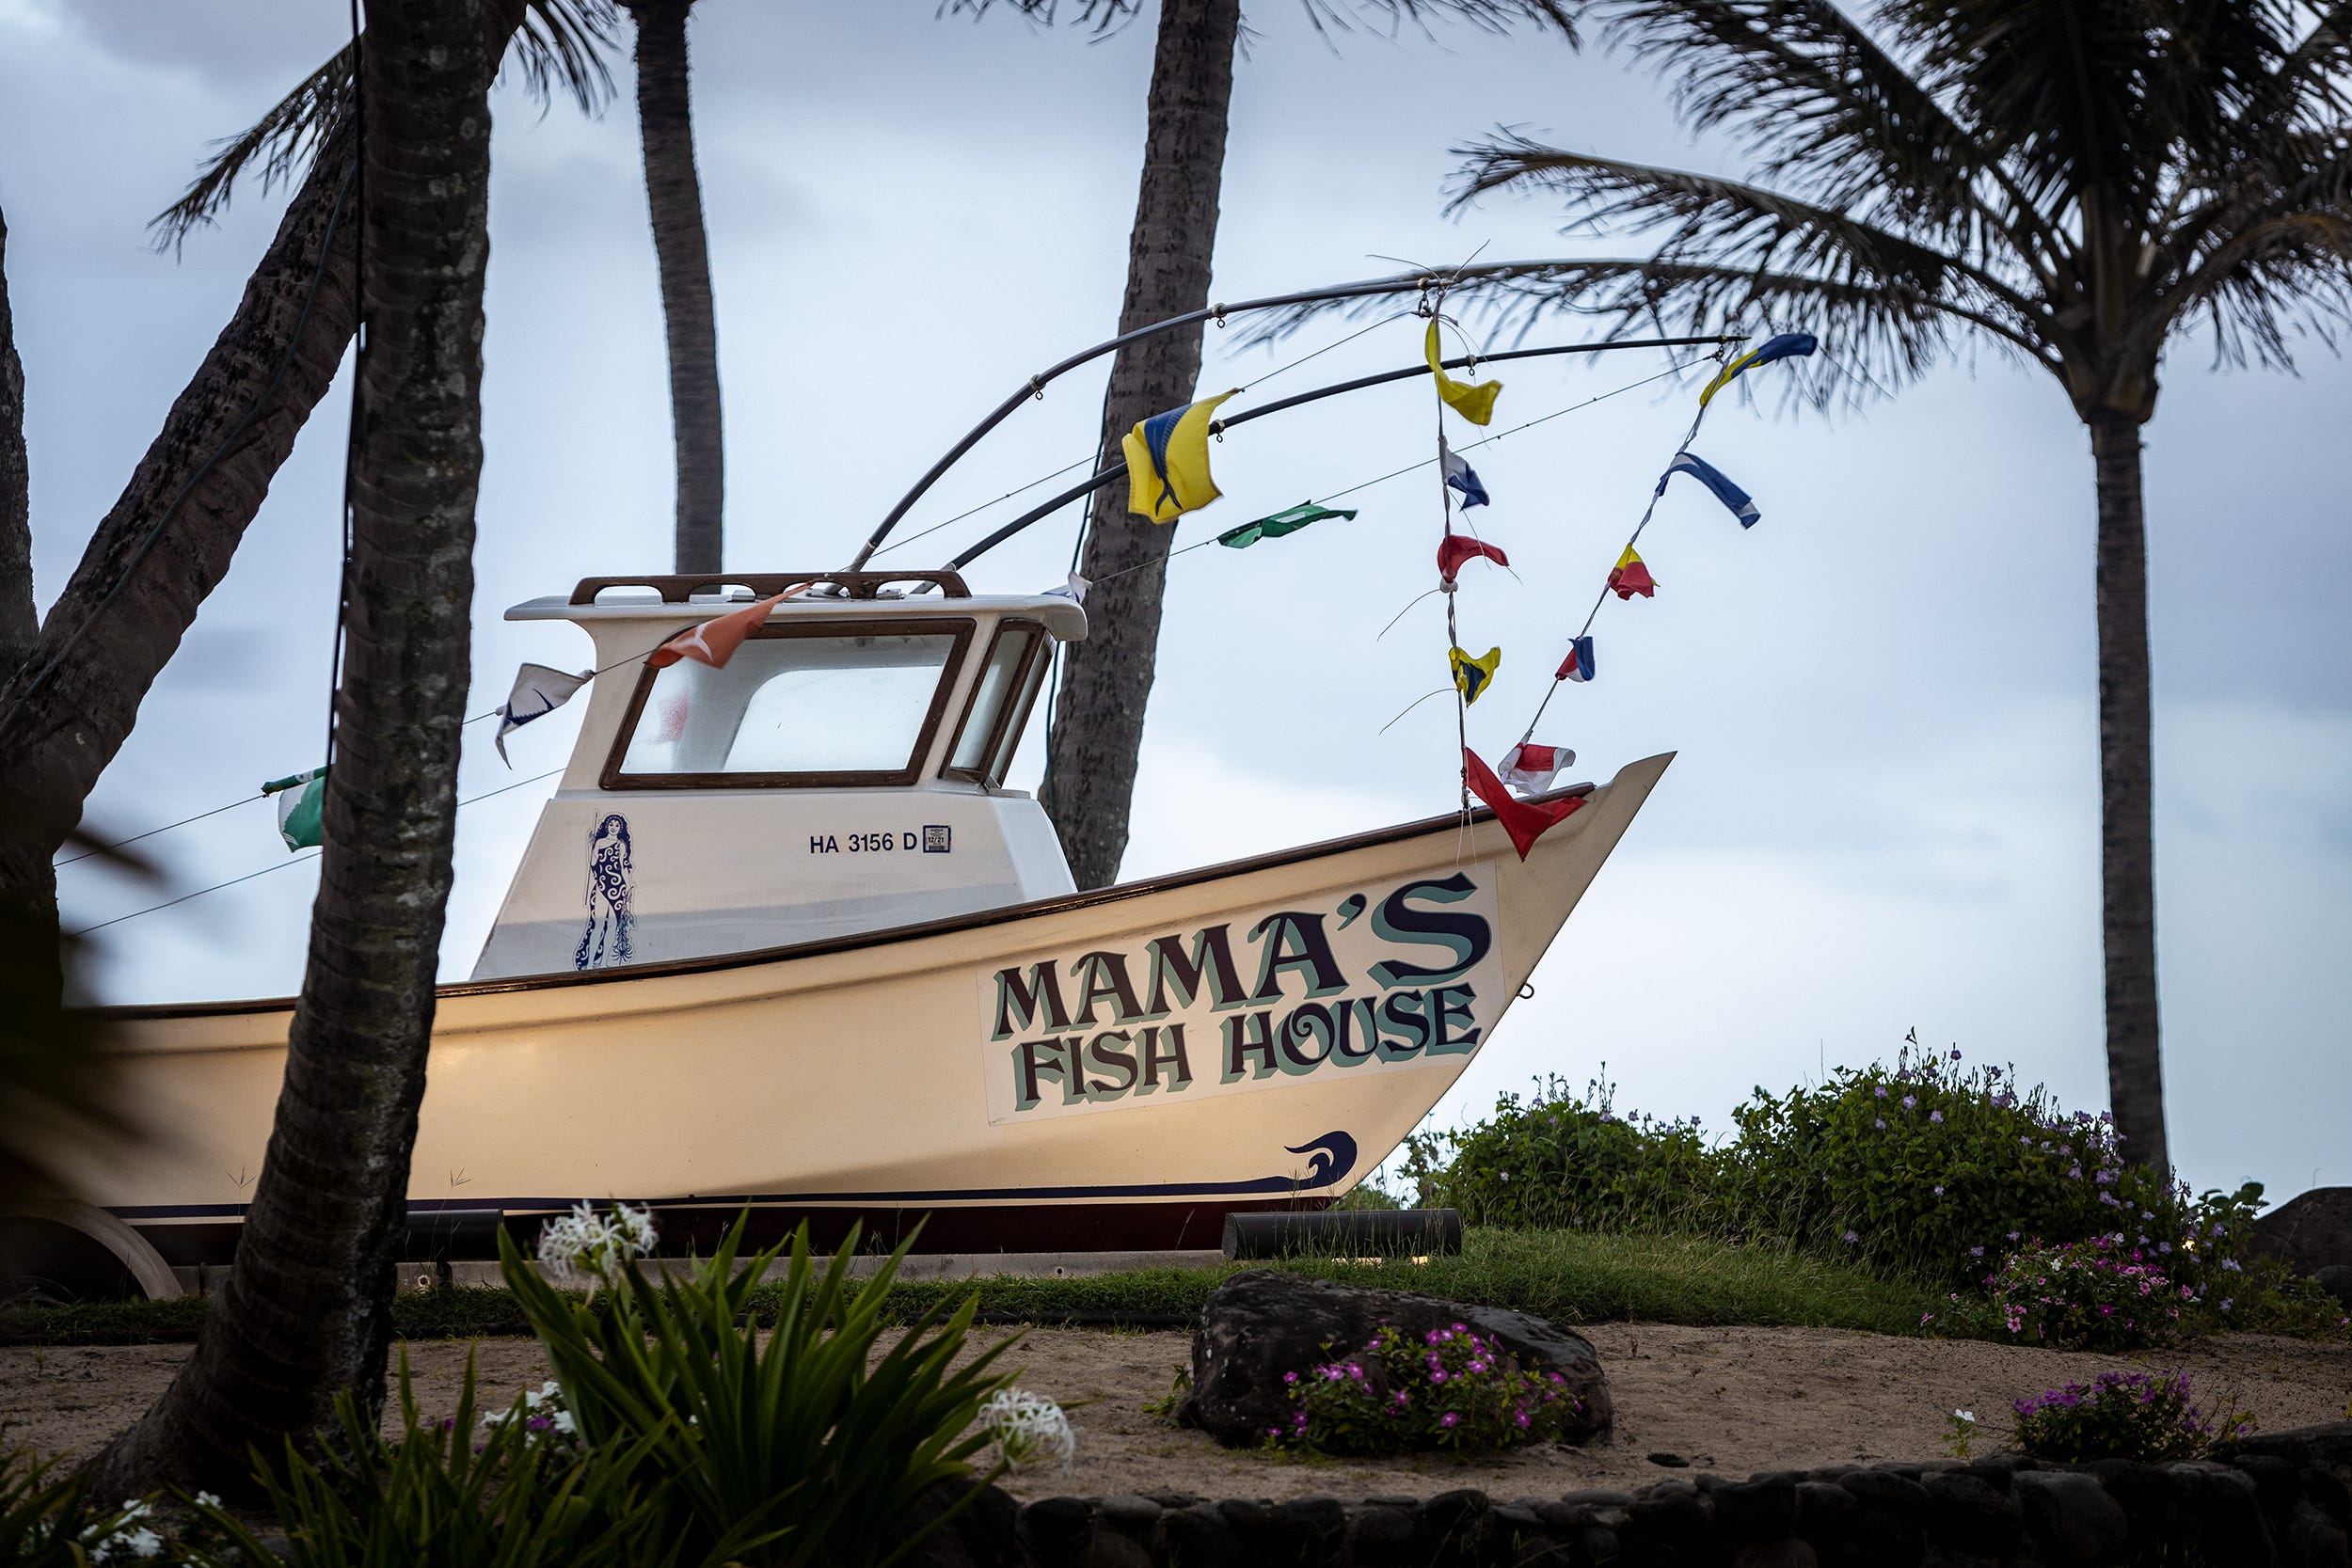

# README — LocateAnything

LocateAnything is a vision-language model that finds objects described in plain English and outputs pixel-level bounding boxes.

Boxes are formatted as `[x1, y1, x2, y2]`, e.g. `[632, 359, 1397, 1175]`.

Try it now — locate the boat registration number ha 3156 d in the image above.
[809, 826, 953, 854]
[977, 867, 1504, 1123]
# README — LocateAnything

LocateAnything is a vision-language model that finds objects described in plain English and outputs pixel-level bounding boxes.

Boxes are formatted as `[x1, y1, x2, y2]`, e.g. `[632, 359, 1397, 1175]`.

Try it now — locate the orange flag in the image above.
[647, 588, 800, 670]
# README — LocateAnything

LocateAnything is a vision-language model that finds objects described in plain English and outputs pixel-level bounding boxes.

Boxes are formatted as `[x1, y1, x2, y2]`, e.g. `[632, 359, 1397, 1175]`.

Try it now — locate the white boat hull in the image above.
[70, 754, 1670, 1263]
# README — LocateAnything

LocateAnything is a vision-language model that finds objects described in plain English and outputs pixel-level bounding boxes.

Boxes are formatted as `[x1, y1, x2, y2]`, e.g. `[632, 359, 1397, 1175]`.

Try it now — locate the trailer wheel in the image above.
[0, 1199, 183, 1304]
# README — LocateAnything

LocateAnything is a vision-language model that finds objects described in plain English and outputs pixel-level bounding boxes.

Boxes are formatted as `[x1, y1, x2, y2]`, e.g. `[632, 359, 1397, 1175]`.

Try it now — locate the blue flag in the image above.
[1656, 451, 1760, 528]
[1558, 635, 1596, 683]
[1441, 436, 1489, 509]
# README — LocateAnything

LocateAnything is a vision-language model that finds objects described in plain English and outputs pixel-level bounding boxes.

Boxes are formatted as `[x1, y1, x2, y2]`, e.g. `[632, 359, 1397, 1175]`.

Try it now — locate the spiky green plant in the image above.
[499, 1216, 1017, 1568]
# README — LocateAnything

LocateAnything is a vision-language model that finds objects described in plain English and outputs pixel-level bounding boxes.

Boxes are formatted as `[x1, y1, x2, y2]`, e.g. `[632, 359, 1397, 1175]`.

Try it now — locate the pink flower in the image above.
[1441, 1412, 1460, 1429]
[1283, 1371, 1298, 1385]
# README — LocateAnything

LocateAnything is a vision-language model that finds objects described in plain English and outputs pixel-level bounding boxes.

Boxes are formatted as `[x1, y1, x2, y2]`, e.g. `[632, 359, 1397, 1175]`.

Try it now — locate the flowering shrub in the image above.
[2010, 1370, 2252, 1461]
[1263, 1322, 1584, 1455]
[1405, 1071, 1718, 1231]
[1968, 1234, 2201, 1350]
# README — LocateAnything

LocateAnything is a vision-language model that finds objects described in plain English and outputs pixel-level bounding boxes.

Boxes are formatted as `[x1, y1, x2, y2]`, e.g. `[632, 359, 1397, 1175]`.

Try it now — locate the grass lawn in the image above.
[0, 1228, 1947, 1347]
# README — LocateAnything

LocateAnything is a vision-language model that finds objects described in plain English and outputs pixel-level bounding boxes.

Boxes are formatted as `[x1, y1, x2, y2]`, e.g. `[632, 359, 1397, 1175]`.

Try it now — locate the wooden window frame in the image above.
[940, 620, 1051, 787]
[601, 616, 976, 790]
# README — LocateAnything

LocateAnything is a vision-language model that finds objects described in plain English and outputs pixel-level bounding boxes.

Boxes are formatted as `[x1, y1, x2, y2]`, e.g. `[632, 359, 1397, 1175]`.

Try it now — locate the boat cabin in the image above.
[470, 571, 1085, 980]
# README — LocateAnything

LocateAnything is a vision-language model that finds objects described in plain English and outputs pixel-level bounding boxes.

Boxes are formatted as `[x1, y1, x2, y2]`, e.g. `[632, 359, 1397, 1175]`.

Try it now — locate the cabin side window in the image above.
[942, 620, 1050, 787]
[605, 620, 973, 787]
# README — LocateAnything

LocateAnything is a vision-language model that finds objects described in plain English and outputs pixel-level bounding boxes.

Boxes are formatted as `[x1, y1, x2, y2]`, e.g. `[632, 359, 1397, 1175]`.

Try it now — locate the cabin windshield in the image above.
[606, 619, 973, 786]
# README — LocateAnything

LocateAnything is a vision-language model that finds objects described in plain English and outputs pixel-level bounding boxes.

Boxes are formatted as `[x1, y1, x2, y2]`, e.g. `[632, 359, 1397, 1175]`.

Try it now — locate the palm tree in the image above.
[622, 0, 724, 574]
[87, 0, 496, 1495]
[1403, 0, 2352, 1172]
[973, 0, 1574, 893]
[0, 2, 613, 948]
[0, 208, 29, 687]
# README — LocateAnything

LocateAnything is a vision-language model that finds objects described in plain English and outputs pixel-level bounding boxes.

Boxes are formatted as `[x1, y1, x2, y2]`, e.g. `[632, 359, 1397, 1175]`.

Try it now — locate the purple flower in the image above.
[1842, 1229, 1860, 1243]
[1901, 1095, 1917, 1109]
[1950, 1047, 1963, 1061]
[1930, 1111, 1945, 1124]
[1875, 1118, 1887, 1131]
[1284, 1370, 1299, 1385]
[1875, 1086, 1888, 1099]
[1441, 1412, 1460, 1429]
[1970, 1246, 1984, 1258]
[1933, 1185, 1946, 1196]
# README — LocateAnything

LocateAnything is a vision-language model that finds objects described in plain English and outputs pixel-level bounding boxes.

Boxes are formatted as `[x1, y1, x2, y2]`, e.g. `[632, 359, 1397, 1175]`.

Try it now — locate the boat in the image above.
[22, 568, 1670, 1295]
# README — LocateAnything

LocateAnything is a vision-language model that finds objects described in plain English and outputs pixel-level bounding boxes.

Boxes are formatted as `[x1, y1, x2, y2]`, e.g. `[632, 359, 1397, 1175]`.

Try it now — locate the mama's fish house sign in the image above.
[979, 868, 1504, 1122]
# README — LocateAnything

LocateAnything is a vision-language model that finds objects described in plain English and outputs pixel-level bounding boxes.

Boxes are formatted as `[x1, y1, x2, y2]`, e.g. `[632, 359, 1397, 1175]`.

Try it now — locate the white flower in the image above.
[1954, 1409, 1976, 1423]
[537, 1200, 658, 1283]
[193, 1492, 221, 1509]
[980, 1388, 1076, 1476]
[550, 1409, 578, 1436]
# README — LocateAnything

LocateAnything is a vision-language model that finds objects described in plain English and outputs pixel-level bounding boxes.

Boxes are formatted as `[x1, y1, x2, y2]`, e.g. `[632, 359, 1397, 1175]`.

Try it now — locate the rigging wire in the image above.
[866, 309, 1411, 565]
[67, 766, 566, 938]
[62, 356, 1699, 870]
[1075, 356, 1700, 600]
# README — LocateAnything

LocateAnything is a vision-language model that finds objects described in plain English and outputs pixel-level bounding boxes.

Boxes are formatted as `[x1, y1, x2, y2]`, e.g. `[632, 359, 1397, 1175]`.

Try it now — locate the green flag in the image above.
[262, 768, 327, 851]
[1216, 501, 1358, 550]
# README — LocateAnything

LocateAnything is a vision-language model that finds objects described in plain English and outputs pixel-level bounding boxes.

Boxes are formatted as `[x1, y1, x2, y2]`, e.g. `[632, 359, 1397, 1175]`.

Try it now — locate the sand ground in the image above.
[5, 1326, 2344, 1499]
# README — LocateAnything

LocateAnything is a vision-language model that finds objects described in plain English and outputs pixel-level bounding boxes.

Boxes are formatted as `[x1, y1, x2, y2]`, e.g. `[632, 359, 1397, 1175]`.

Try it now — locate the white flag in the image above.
[495, 663, 593, 765]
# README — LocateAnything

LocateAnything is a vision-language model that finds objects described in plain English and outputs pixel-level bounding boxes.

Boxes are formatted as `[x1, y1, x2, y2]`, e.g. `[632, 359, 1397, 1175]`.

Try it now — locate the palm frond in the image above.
[2127, 133, 2352, 371]
[1880, 0, 2169, 224]
[503, 0, 624, 118]
[1595, 2, 1989, 239]
[1239, 255, 2037, 405]
[1452, 139, 2047, 350]
[150, 42, 354, 253]
[940, 0, 1573, 40]
[151, 0, 620, 251]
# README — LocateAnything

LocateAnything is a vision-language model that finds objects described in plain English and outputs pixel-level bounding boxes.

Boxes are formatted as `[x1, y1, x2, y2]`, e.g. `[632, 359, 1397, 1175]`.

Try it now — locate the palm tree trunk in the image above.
[2090, 411, 2167, 1175]
[0, 208, 32, 686]
[0, 8, 538, 953]
[0, 119, 361, 945]
[1044, 0, 1241, 890]
[84, 0, 492, 1497]
[627, 0, 723, 576]
[0, 207, 54, 998]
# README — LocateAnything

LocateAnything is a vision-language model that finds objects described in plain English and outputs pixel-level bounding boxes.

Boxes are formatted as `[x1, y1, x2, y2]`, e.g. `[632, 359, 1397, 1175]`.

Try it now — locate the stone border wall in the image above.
[904, 1423, 2352, 1568]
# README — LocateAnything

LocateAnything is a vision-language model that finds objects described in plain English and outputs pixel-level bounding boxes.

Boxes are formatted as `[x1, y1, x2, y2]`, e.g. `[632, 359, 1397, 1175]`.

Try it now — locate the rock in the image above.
[2317, 1264, 2352, 1310]
[1920, 1468, 2023, 1557]
[886, 1480, 1027, 1568]
[1015, 1497, 1094, 1568]
[1175, 1269, 1612, 1447]
[2249, 1186, 2352, 1275]
[2014, 1471, 2130, 1565]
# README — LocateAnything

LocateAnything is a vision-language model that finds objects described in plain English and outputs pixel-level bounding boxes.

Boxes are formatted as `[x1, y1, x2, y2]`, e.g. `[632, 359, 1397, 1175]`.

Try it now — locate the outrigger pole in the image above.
[941, 334, 1739, 571]
[844, 261, 1666, 573]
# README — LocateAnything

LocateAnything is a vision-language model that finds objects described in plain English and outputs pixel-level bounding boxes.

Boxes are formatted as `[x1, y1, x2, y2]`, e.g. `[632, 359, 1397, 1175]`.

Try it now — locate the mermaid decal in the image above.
[575, 813, 635, 970]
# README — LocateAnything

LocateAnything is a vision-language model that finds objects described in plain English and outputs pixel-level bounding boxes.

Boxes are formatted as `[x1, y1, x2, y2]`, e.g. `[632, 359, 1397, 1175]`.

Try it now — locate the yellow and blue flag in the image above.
[1123, 390, 1238, 523]
[1697, 333, 1818, 407]
[1425, 321, 1502, 426]
[1451, 644, 1502, 705]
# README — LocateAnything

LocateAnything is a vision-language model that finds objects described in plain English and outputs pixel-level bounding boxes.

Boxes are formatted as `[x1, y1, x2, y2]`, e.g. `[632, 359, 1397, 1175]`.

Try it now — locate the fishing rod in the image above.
[845, 260, 1635, 573]
[941, 334, 1739, 571]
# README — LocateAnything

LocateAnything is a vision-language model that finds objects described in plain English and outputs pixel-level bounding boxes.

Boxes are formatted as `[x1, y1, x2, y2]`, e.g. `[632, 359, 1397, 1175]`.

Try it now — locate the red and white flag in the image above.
[646, 588, 801, 671]
[1499, 741, 1575, 795]
[1465, 747, 1585, 860]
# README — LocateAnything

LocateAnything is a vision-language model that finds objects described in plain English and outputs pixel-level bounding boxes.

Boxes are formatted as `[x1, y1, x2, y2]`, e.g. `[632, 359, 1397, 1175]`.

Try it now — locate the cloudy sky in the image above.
[7, 0, 2344, 1206]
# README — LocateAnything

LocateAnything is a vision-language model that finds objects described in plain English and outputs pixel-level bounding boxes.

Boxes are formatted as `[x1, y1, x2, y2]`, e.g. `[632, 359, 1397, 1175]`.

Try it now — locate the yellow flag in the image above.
[1425, 320, 1502, 426]
[1122, 390, 1239, 523]
[1451, 644, 1502, 705]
